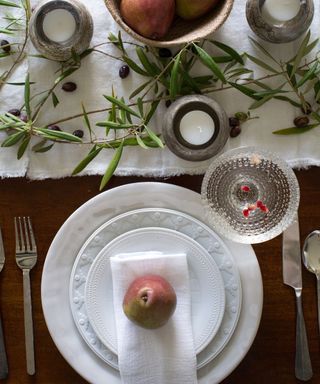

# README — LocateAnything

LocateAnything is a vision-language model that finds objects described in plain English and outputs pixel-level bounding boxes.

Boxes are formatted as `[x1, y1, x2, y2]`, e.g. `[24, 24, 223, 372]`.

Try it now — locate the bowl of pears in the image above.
[105, 0, 234, 47]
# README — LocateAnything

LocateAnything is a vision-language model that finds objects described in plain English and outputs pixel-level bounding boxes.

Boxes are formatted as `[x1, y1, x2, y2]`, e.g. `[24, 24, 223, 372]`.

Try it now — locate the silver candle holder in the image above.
[29, 0, 93, 61]
[162, 95, 230, 162]
[246, 0, 314, 43]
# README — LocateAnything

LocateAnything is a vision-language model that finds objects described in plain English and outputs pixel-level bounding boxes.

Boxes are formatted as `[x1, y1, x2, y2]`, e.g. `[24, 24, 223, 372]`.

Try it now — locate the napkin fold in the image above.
[110, 252, 198, 384]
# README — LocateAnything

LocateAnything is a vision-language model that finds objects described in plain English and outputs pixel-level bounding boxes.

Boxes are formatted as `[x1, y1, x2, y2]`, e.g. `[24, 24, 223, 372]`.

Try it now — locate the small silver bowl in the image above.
[246, 0, 314, 43]
[162, 95, 229, 162]
[29, 0, 93, 61]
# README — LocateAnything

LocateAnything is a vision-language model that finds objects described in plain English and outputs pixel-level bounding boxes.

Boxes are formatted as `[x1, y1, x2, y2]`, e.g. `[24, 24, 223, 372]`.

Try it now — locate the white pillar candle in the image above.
[43, 9, 76, 43]
[179, 110, 215, 146]
[261, 0, 300, 23]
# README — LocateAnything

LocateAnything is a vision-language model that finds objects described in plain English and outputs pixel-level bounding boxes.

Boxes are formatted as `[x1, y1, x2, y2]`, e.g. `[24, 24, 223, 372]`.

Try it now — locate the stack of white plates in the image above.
[41, 182, 263, 384]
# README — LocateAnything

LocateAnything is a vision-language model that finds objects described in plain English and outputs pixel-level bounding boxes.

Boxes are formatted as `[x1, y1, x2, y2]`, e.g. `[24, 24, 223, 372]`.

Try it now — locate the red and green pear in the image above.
[123, 274, 177, 329]
[176, 0, 221, 20]
[120, 0, 175, 39]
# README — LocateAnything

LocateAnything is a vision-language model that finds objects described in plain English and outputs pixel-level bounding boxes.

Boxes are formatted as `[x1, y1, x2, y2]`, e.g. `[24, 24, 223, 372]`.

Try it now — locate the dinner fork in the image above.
[0, 229, 8, 379]
[14, 217, 37, 375]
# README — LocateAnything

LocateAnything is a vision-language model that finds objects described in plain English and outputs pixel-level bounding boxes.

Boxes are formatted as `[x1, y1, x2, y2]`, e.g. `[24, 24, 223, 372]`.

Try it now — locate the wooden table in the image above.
[0, 167, 319, 383]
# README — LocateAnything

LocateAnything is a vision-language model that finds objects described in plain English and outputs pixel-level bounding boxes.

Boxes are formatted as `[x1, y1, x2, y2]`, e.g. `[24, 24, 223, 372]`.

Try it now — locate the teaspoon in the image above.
[302, 230, 320, 333]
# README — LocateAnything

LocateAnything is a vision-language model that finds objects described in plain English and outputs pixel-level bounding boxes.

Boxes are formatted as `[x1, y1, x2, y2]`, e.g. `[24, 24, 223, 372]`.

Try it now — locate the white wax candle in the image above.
[179, 110, 215, 146]
[43, 9, 76, 43]
[261, 0, 300, 23]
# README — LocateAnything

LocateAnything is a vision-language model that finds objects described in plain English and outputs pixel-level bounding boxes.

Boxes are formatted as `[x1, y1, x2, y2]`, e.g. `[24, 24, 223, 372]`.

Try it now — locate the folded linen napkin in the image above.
[110, 252, 198, 384]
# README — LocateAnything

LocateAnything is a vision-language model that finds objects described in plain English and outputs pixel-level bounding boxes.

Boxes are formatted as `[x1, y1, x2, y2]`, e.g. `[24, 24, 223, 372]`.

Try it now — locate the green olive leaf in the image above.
[245, 53, 279, 74]
[24, 73, 31, 120]
[99, 140, 124, 190]
[144, 125, 164, 148]
[209, 40, 244, 65]
[1, 131, 26, 147]
[72, 146, 103, 175]
[0, 0, 21, 7]
[17, 135, 30, 159]
[169, 51, 182, 99]
[193, 44, 226, 83]
[273, 124, 318, 135]
[37, 128, 82, 142]
[104, 95, 140, 118]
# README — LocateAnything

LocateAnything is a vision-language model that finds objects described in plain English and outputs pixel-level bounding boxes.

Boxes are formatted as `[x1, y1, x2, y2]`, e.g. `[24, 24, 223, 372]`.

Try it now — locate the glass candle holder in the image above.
[162, 95, 230, 162]
[246, 0, 314, 43]
[201, 146, 300, 244]
[29, 0, 93, 61]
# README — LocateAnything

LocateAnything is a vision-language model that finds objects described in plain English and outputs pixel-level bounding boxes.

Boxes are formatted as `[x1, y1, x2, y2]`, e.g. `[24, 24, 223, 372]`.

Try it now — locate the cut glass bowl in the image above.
[201, 146, 300, 244]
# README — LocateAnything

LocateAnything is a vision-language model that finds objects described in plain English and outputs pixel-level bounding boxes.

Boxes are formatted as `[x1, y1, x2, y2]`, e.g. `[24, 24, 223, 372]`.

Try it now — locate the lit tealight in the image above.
[261, 0, 300, 24]
[179, 110, 215, 146]
[43, 9, 76, 42]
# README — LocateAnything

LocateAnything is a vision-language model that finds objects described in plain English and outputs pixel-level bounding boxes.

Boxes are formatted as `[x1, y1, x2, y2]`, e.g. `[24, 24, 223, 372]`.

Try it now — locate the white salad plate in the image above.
[69, 207, 242, 369]
[84, 226, 226, 357]
[42, 182, 263, 384]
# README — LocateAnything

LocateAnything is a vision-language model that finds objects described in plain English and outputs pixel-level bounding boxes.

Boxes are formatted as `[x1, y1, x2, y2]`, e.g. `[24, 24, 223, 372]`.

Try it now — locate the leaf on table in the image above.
[290, 31, 311, 78]
[51, 92, 59, 108]
[123, 56, 149, 76]
[209, 40, 244, 65]
[96, 120, 133, 129]
[1, 130, 26, 147]
[144, 125, 164, 148]
[273, 124, 319, 135]
[245, 53, 279, 74]
[24, 73, 31, 120]
[0, 1, 20, 7]
[193, 44, 226, 83]
[169, 50, 182, 99]
[37, 128, 83, 142]
[136, 47, 161, 76]
[99, 140, 124, 190]
[104, 95, 140, 118]
[228, 82, 261, 100]
[17, 135, 30, 159]
[72, 146, 103, 175]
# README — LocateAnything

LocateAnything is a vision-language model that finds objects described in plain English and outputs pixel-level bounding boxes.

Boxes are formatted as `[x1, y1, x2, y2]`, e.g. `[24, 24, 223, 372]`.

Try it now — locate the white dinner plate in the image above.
[69, 207, 242, 369]
[84, 227, 226, 356]
[42, 182, 263, 384]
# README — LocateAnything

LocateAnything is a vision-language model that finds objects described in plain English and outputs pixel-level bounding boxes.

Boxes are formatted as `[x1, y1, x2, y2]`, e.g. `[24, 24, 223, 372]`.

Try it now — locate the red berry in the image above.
[243, 208, 250, 218]
[241, 185, 250, 192]
[259, 204, 269, 213]
[256, 200, 263, 208]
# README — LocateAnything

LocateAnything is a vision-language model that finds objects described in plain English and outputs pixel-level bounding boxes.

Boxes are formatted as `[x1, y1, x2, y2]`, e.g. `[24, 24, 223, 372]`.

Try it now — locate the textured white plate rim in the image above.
[84, 226, 226, 355]
[69, 206, 242, 369]
[41, 182, 263, 384]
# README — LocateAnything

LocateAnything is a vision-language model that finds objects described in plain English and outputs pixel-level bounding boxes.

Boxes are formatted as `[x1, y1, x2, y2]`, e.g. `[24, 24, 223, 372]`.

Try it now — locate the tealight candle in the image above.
[261, 0, 300, 23]
[179, 110, 215, 146]
[43, 9, 76, 42]
[29, 0, 93, 61]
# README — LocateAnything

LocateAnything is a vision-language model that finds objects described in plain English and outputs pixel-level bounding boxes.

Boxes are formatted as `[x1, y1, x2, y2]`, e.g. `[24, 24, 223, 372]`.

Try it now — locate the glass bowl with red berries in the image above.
[201, 146, 300, 244]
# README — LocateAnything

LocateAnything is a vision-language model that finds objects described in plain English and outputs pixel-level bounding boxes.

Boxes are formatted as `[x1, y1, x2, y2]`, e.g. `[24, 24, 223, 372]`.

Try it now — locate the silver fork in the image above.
[14, 216, 37, 376]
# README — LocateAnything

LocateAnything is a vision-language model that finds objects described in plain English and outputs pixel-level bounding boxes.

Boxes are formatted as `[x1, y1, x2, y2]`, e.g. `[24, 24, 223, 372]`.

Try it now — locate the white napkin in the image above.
[110, 252, 198, 384]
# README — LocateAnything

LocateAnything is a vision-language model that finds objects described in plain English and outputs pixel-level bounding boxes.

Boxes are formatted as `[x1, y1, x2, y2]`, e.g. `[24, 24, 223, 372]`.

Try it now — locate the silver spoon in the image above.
[302, 230, 320, 333]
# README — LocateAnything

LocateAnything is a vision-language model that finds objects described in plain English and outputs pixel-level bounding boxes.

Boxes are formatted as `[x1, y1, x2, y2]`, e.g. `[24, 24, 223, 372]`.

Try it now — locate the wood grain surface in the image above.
[0, 168, 319, 383]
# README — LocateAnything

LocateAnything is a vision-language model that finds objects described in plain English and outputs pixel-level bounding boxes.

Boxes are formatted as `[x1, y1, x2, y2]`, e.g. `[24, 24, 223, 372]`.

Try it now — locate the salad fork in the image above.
[14, 216, 37, 375]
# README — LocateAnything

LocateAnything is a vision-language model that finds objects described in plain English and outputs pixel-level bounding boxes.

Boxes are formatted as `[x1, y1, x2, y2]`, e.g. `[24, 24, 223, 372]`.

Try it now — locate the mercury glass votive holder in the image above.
[246, 0, 314, 43]
[162, 95, 230, 162]
[29, 0, 94, 61]
[201, 146, 300, 244]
